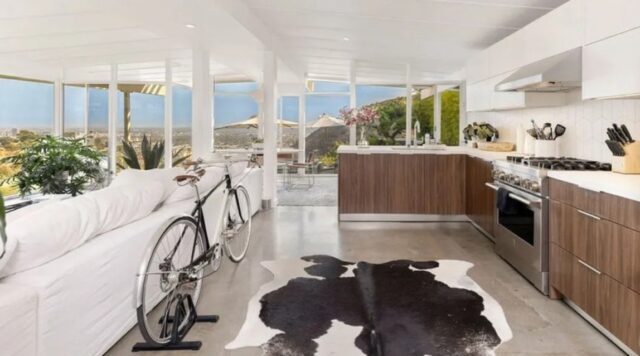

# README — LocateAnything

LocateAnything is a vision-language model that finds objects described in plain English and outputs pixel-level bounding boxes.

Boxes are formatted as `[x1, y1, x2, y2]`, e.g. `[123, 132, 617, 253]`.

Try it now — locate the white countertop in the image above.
[548, 171, 640, 202]
[337, 145, 512, 162]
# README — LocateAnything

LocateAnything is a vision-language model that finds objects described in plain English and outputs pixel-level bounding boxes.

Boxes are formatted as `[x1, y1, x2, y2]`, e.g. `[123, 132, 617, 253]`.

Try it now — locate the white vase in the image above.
[534, 140, 559, 157]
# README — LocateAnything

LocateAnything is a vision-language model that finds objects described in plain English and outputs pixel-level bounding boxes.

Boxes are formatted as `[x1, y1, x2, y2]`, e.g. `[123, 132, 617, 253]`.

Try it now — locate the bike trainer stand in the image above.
[132, 294, 219, 352]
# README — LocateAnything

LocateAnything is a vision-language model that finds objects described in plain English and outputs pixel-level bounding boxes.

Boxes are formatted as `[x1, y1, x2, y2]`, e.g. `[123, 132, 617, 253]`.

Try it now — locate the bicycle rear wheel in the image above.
[135, 216, 206, 346]
[223, 185, 252, 262]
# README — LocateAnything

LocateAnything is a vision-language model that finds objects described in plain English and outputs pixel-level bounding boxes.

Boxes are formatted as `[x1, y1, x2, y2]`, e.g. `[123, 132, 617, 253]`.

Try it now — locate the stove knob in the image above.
[510, 175, 521, 186]
[530, 182, 540, 192]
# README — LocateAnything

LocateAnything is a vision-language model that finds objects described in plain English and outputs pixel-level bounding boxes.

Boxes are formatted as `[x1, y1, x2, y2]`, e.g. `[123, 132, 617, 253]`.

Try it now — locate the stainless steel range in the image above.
[488, 156, 611, 295]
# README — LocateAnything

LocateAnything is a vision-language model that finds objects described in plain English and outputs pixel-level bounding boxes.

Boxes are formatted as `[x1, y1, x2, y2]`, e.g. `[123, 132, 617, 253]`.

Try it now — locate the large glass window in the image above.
[305, 93, 349, 173]
[356, 85, 406, 145]
[172, 85, 192, 163]
[213, 81, 259, 150]
[411, 85, 460, 146]
[278, 96, 299, 149]
[63, 84, 85, 139]
[439, 87, 460, 146]
[0, 75, 54, 195]
[306, 80, 349, 93]
[117, 84, 164, 170]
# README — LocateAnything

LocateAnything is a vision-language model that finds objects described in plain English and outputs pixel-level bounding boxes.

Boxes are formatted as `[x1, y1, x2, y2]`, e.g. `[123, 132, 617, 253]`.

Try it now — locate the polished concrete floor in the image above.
[277, 175, 337, 206]
[107, 207, 623, 355]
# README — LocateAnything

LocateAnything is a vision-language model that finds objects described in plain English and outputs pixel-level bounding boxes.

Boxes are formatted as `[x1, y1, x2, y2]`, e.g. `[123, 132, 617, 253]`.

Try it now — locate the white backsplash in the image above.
[466, 89, 640, 163]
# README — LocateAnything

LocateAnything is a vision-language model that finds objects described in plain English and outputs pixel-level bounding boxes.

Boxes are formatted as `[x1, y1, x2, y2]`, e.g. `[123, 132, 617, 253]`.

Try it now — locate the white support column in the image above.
[53, 77, 63, 136]
[405, 64, 412, 145]
[458, 83, 467, 145]
[83, 85, 89, 138]
[191, 49, 213, 158]
[108, 64, 118, 177]
[262, 51, 278, 206]
[349, 61, 356, 145]
[434, 85, 442, 143]
[298, 88, 306, 163]
[164, 59, 173, 168]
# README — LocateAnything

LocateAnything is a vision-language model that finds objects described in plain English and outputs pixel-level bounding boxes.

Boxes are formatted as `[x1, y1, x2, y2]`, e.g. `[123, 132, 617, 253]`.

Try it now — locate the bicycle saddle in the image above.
[174, 169, 205, 184]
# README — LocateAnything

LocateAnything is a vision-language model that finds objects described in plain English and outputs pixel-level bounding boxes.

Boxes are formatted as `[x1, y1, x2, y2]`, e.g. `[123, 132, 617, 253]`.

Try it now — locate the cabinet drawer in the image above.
[550, 200, 640, 294]
[549, 178, 599, 213]
[599, 191, 640, 232]
[551, 243, 640, 353]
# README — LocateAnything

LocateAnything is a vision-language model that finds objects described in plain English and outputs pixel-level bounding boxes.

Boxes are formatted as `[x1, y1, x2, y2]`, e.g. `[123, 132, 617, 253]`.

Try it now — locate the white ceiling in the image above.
[241, 0, 569, 84]
[0, 0, 568, 85]
[0, 0, 274, 84]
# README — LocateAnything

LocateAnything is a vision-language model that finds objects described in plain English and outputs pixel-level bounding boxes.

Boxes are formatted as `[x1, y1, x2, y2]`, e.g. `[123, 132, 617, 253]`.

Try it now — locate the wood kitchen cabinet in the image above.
[465, 156, 495, 237]
[338, 153, 464, 216]
[549, 178, 640, 354]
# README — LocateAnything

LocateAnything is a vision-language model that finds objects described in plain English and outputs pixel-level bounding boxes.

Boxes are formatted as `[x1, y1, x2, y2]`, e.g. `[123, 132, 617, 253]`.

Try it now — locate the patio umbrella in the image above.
[219, 116, 298, 129]
[309, 114, 345, 128]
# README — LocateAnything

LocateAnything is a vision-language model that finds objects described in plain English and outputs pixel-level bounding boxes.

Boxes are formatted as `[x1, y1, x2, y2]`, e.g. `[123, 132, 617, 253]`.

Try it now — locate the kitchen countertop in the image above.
[547, 170, 640, 203]
[337, 145, 512, 162]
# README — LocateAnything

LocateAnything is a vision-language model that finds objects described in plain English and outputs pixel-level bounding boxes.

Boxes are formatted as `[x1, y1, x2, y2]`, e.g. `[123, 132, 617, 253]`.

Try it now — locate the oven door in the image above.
[488, 181, 548, 294]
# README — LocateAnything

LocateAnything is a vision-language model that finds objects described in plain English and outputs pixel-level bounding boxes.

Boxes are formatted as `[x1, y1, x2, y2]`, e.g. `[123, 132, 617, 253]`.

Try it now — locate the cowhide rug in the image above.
[226, 255, 512, 356]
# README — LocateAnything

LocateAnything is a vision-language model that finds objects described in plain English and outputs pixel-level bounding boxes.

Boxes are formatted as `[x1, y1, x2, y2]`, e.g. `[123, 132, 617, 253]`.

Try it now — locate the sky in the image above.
[0, 78, 406, 130]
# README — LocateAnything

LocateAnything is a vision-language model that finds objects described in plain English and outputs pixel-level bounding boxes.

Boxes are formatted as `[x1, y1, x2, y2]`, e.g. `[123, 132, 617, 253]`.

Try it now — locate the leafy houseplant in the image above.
[119, 134, 189, 170]
[1, 136, 104, 197]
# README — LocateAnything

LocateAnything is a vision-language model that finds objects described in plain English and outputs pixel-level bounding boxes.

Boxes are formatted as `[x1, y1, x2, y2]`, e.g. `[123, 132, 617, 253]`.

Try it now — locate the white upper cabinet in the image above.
[585, 0, 640, 45]
[522, 0, 584, 65]
[467, 0, 584, 82]
[583, 27, 640, 100]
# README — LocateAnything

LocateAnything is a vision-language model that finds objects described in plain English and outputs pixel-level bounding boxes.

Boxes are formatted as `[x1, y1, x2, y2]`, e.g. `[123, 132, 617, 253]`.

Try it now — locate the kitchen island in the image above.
[337, 145, 507, 222]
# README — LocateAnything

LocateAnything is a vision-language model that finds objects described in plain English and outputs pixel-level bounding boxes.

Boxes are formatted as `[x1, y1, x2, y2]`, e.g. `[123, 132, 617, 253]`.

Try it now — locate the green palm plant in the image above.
[119, 135, 189, 170]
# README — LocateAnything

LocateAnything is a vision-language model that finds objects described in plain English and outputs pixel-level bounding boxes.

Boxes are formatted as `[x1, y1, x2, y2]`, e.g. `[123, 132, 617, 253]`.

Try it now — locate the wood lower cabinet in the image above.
[465, 156, 495, 236]
[338, 153, 465, 215]
[549, 178, 640, 353]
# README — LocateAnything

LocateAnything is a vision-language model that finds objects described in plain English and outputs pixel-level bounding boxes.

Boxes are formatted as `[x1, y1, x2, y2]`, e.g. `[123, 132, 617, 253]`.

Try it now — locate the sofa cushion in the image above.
[0, 194, 99, 278]
[111, 167, 183, 202]
[91, 181, 165, 236]
[0, 180, 164, 278]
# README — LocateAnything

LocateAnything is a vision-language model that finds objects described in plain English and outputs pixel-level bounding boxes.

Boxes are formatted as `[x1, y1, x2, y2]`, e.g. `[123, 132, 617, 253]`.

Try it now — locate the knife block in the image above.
[612, 141, 640, 174]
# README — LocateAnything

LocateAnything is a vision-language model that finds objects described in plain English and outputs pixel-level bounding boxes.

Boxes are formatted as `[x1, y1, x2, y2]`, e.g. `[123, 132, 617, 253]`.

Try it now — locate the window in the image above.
[356, 85, 406, 145]
[63, 84, 85, 139]
[213, 81, 259, 150]
[439, 87, 460, 146]
[306, 80, 349, 93]
[0, 75, 54, 195]
[172, 85, 192, 163]
[117, 84, 164, 170]
[278, 96, 299, 148]
[305, 93, 349, 173]
[411, 85, 460, 146]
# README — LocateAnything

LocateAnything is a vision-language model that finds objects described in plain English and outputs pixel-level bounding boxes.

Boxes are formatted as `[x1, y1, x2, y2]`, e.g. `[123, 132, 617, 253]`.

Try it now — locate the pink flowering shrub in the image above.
[339, 106, 380, 127]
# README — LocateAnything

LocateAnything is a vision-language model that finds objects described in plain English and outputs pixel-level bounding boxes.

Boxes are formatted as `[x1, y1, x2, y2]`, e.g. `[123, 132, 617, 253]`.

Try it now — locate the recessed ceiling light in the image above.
[185, 24, 196, 29]
[343, 37, 350, 41]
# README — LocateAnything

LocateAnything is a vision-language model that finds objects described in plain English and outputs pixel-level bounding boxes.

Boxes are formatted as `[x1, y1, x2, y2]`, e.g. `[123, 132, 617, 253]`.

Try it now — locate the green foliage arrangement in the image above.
[364, 89, 460, 146]
[119, 135, 189, 170]
[1, 136, 105, 197]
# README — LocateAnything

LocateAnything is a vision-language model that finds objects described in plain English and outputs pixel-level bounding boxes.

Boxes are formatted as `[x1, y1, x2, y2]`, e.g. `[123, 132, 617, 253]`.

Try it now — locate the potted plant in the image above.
[1, 136, 105, 197]
[340, 106, 380, 147]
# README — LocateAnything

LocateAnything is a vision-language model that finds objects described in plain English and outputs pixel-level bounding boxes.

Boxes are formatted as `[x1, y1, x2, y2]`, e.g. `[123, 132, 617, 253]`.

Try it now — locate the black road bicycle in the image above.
[133, 156, 256, 347]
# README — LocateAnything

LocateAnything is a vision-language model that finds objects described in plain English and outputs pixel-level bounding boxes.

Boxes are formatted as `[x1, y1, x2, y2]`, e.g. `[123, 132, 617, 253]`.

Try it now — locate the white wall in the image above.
[467, 89, 640, 163]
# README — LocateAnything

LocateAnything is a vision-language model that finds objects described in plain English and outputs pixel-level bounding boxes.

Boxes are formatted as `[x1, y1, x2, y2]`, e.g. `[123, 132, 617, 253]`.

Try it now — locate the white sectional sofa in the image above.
[0, 163, 263, 356]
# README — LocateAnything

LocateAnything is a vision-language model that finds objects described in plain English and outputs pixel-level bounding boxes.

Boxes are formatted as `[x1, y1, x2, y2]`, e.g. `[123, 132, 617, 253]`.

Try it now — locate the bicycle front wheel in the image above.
[223, 185, 252, 262]
[135, 216, 206, 346]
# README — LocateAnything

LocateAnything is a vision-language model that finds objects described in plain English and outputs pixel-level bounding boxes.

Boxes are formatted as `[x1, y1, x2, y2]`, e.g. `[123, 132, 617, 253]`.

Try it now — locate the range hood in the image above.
[495, 48, 582, 92]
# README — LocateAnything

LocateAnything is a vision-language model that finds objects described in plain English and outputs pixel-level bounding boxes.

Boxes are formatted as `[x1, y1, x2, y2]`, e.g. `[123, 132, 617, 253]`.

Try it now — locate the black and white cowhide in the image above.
[226, 255, 512, 356]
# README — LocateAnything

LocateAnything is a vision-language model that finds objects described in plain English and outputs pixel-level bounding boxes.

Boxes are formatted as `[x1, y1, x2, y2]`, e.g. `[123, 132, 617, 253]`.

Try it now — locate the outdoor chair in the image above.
[284, 150, 318, 190]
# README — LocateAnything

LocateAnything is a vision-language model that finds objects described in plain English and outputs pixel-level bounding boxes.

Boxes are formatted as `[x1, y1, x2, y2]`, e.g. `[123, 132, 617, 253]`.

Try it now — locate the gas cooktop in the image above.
[506, 156, 612, 171]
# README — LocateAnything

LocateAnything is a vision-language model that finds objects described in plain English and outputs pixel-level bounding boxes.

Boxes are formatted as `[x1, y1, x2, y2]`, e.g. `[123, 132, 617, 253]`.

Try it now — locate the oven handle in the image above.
[485, 182, 540, 207]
